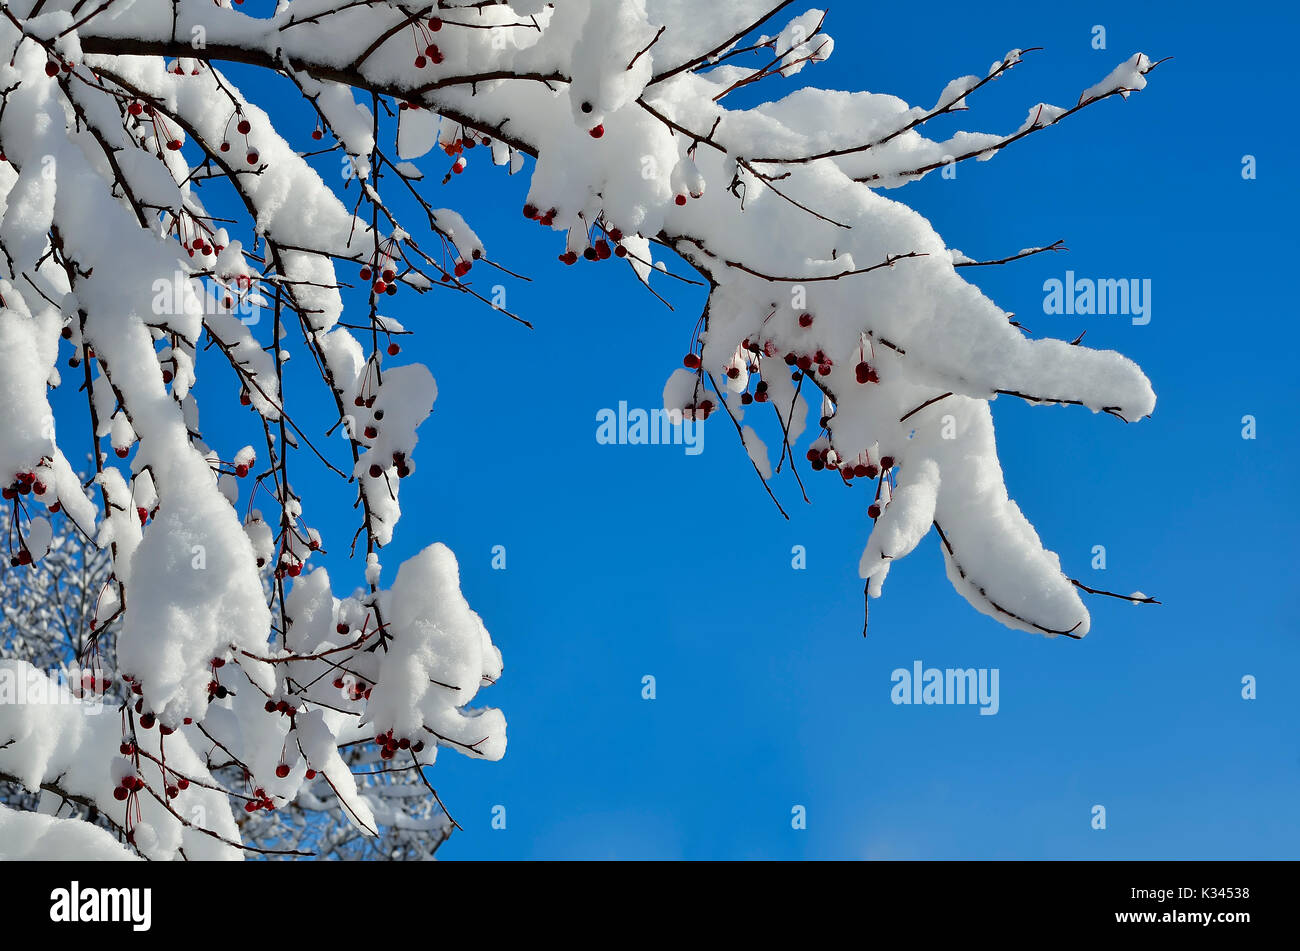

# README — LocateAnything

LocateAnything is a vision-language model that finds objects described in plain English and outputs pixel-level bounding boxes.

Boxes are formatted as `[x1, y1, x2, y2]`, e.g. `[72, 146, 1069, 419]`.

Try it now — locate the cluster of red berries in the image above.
[409, 17, 445, 68]
[359, 258, 401, 296]
[264, 697, 297, 718]
[332, 663, 372, 701]
[3, 469, 47, 507]
[783, 348, 834, 377]
[368, 449, 412, 481]
[206, 657, 230, 700]
[215, 114, 260, 165]
[683, 398, 715, 420]
[112, 773, 145, 802]
[245, 788, 276, 813]
[375, 729, 425, 760]
[79, 668, 114, 694]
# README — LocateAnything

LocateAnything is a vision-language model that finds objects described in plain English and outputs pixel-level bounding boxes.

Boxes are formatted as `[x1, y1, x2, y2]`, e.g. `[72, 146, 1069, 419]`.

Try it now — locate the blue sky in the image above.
[82, 2, 1300, 858]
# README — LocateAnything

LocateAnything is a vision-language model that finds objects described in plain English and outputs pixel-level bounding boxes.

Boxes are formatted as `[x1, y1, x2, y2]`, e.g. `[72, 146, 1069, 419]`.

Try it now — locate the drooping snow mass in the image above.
[0, 1, 1160, 857]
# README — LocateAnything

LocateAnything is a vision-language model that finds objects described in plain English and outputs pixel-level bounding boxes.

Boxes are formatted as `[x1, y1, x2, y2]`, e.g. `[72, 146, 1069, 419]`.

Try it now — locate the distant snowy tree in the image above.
[0, 1, 1160, 858]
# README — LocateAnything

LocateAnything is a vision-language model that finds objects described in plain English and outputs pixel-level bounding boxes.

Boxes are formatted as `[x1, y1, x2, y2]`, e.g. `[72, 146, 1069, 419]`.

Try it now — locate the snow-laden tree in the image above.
[0, 0, 1161, 859]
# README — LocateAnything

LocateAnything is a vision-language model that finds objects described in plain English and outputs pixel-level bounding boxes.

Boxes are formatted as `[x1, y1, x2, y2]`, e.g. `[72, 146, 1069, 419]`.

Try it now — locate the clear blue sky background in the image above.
[82, 2, 1300, 858]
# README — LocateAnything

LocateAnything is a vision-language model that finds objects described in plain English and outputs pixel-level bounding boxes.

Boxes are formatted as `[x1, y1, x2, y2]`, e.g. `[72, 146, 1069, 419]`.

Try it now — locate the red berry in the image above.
[45, 61, 59, 77]
[454, 260, 470, 277]
[237, 119, 251, 135]
[682, 354, 701, 369]
[311, 129, 323, 140]
[428, 17, 442, 30]
[305, 769, 316, 780]
[246, 151, 259, 165]
[177, 778, 189, 790]
[559, 251, 578, 265]
[219, 141, 230, 152]
[675, 194, 687, 206]
[523, 204, 538, 219]
[868, 503, 882, 519]
[364, 426, 378, 439]
[726, 367, 740, 379]
[359, 266, 372, 281]
[372, 280, 387, 294]
[589, 124, 604, 138]
[275, 764, 290, 778]
[798, 313, 814, 328]
[414, 56, 427, 68]
[387, 342, 400, 356]
[113, 786, 129, 801]
[880, 456, 895, 470]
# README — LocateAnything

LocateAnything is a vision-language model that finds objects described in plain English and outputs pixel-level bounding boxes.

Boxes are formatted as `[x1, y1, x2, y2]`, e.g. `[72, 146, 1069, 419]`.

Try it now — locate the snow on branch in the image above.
[0, 1, 1162, 857]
